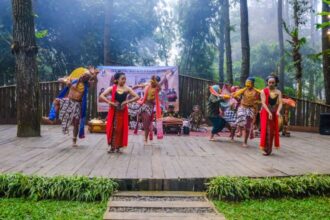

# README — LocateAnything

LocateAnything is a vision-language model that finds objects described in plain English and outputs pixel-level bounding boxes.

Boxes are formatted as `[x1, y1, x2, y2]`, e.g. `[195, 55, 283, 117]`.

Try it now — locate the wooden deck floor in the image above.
[1, 125, 330, 179]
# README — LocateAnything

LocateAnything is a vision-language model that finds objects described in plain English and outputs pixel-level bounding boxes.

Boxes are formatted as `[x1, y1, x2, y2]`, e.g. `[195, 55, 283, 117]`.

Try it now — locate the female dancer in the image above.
[260, 75, 283, 156]
[133, 75, 162, 145]
[207, 85, 230, 141]
[100, 72, 139, 153]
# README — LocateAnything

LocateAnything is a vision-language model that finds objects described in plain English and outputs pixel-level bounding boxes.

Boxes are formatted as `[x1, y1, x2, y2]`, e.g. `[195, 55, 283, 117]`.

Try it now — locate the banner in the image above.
[97, 66, 179, 113]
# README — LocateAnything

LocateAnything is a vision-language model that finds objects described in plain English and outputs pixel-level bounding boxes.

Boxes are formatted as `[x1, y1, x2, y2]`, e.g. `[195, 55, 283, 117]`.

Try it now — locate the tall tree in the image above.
[284, 0, 309, 98]
[11, 0, 40, 137]
[104, 0, 113, 65]
[218, 1, 225, 82]
[322, 1, 330, 104]
[177, 0, 216, 79]
[240, 0, 250, 86]
[310, 0, 316, 47]
[278, 0, 285, 91]
[284, 0, 290, 26]
[224, 0, 233, 84]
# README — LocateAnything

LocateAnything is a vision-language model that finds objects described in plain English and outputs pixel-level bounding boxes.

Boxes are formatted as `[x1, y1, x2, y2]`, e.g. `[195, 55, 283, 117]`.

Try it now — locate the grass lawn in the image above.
[0, 198, 107, 220]
[213, 196, 330, 220]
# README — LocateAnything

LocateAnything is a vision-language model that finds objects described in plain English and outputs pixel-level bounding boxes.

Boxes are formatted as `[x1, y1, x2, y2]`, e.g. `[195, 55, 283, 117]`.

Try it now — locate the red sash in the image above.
[106, 85, 129, 146]
[260, 88, 280, 148]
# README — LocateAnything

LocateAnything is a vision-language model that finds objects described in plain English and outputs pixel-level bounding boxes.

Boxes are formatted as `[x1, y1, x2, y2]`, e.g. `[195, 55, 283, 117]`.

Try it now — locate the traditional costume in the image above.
[106, 85, 129, 150]
[233, 78, 260, 140]
[48, 67, 90, 139]
[138, 83, 162, 140]
[260, 87, 280, 155]
[207, 85, 227, 136]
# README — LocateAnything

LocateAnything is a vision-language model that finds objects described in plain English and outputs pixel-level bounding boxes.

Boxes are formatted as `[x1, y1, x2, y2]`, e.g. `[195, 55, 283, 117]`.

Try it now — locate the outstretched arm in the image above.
[132, 83, 147, 90]
[232, 88, 246, 98]
[58, 77, 72, 87]
[122, 87, 140, 107]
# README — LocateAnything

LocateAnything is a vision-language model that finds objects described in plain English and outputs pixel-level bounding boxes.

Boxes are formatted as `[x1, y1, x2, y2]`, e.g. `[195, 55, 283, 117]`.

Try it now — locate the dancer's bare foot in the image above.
[242, 143, 248, 147]
[107, 146, 115, 154]
[72, 138, 78, 147]
[262, 151, 270, 156]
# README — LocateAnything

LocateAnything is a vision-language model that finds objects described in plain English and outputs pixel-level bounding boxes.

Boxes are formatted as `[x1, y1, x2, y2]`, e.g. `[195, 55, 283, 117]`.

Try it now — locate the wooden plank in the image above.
[310, 103, 316, 127]
[289, 126, 318, 133]
[315, 104, 321, 127]
[305, 100, 309, 126]
[1, 125, 330, 180]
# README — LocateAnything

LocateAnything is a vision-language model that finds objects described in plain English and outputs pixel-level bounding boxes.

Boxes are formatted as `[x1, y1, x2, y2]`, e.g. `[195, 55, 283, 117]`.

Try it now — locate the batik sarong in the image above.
[235, 106, 254, 129]
[59, 98, 81, 134]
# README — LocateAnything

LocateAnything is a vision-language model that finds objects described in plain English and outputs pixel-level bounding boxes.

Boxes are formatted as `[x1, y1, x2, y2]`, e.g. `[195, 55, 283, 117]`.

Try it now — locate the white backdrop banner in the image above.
[97, 66, 179, 113]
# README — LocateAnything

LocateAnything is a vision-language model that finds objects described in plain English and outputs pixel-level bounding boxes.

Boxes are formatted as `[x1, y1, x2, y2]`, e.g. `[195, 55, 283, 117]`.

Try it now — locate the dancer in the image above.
[57, 66, 99, 147]
[100, 72, 139, 153]
[133, 75, 163, 145]
[207, 85, 230, 141]
[260, 75, 283, 156]
[232, 77, 260, 147]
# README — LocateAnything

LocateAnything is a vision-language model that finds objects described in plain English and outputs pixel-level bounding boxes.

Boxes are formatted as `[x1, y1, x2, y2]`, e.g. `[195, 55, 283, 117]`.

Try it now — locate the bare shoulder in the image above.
[124, 85, 133, 92]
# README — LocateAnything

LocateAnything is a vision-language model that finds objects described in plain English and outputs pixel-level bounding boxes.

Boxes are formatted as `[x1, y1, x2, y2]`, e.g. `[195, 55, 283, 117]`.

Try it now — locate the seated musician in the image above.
[163, 104, 180, 118]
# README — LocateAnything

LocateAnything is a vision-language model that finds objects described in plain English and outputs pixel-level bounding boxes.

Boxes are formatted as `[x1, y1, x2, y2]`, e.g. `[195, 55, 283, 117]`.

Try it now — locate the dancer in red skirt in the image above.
[260, 75, 283, 156]
[99, 72, 139, 153]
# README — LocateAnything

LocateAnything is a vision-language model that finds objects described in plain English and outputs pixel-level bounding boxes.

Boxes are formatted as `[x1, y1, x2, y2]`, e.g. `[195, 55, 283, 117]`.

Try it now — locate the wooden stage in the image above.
[1, 125, 330, 190]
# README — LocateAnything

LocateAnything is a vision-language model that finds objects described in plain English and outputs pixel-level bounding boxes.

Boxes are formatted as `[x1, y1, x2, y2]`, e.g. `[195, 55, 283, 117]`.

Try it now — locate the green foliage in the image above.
[213, 196, 330, 220]
[35, 29, 48, 39]
[207, 174, 330, 201]
[0, 198, 106, 219]
[253, 76, 265, 90]
[177, 0, 217, 78]
[0, 173, 118, 202]
[284, 86, 296, 97]
[250, 43, 280, 79]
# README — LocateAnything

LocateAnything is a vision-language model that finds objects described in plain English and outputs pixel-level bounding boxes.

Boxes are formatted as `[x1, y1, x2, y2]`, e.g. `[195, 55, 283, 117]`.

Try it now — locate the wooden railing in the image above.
[1, 75, 330, 130]
[289, 98, 330, 129]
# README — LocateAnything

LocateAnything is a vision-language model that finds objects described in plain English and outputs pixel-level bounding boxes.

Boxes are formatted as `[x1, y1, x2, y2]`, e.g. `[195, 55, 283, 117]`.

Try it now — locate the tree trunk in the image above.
[11, 0, 40, 137]
[284, 0, 290, 26]
[308, 73, 315, 100]
[310, 0, 315, 47]
[104, 0, 113, 65]
[278, 0, 285, 92]
[224, 0, 233, 84]
[322, 2, 330, 104]
[240, 0, 250, 87]
[293, 0, 303, 98]
[218, 1, 225, 82]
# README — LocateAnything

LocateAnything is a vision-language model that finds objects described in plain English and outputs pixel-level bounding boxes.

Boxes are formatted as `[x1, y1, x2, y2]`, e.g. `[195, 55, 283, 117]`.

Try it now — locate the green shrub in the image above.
[207, 174, 330, 201]
[0, 173, 118, 202]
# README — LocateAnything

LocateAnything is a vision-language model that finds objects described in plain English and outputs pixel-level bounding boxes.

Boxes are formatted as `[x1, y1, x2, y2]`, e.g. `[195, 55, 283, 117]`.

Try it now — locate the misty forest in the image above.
[1, 0, 330, 104]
